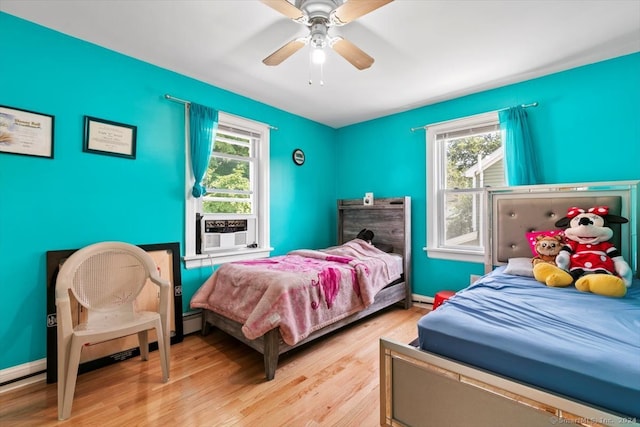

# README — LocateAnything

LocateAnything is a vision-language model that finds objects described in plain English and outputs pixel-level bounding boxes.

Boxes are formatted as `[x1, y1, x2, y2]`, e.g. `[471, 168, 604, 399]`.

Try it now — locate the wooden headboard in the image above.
[337, 196, 411, 289]
[486, 181, 639, 276]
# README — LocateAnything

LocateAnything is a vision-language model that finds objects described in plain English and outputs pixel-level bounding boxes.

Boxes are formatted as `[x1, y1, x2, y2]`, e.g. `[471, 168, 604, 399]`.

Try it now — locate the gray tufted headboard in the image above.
[485, 181, 639, 276]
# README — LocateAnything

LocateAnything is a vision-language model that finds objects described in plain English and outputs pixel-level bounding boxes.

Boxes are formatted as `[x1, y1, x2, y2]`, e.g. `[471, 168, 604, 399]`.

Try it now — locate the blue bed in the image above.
[418, 267, 640, 419]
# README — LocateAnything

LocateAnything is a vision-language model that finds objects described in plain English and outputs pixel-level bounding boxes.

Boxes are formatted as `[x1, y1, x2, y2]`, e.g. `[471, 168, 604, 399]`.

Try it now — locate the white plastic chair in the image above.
[55, 241, 171, 420]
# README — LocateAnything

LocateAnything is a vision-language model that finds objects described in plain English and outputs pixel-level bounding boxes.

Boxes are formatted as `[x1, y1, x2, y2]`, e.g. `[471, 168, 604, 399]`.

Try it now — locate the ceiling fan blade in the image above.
[331, 37, 374, 70]
[332, 0, 393, 25]
[263, 38, 307, 66]
[260, 0, 304, 21]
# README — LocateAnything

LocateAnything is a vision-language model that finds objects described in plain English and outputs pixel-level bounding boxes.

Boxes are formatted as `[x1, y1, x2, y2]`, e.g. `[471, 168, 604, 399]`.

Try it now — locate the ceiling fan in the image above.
[261, 0, 393, 70]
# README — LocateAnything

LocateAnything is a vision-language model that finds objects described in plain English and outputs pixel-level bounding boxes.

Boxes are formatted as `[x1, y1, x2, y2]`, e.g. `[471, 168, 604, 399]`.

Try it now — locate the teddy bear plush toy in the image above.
[531, 234, 564, 266]
[533, 206, 632, 297]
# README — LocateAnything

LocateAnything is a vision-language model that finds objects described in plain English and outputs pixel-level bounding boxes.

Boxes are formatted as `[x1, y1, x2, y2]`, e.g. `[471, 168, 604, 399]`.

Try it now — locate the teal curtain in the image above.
[498, 106, 540, 186]
[188, 103, 218, 197]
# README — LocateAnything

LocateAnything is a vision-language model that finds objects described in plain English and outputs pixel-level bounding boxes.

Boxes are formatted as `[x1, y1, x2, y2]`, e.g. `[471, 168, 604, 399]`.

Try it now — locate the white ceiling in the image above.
[2, 0, 639, 128]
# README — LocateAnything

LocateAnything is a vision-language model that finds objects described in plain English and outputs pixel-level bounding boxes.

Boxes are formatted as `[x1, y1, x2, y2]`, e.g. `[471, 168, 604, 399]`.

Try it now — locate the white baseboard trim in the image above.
[0, 359, 46, 393]
[0, 312, 202, 394]
[5, 302, 424, 393]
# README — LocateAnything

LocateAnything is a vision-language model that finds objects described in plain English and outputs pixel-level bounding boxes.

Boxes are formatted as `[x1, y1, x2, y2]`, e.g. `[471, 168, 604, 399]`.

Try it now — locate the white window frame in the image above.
[425, 111, 500, 263]
[183, 111, 271, 269]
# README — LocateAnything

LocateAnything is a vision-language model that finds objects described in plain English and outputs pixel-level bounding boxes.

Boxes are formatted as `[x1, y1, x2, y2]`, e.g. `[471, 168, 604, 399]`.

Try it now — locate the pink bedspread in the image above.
[190, 239, 402, 345]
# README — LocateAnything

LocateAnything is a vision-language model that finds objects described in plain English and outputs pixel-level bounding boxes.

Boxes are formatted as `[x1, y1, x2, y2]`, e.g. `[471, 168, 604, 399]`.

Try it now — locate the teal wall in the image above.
[336, 52, 640, 296]
[1, 11, 639, 372]
[0, 13, 337, 371]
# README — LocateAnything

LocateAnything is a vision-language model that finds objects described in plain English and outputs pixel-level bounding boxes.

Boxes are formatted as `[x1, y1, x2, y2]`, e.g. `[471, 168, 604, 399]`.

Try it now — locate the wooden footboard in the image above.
[380, 338, 638, 427]
[202, 281, 408, 380]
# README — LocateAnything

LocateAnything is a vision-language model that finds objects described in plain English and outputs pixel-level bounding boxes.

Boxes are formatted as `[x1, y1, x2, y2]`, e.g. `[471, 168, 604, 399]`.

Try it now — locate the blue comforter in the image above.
[418, 267, 640, 418]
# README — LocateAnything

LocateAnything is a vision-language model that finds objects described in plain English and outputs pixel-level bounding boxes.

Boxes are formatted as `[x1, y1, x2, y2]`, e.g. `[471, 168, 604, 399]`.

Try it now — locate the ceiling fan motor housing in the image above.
[300, 0, 343, 48]
[310, 20, 328, 48]
[297, 0, 344, 21]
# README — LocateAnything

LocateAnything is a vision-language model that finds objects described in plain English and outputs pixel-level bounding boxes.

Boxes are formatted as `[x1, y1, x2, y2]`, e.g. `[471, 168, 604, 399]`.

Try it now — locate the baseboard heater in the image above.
[183, 310, 203, 335]
[412, 293, 434, 307]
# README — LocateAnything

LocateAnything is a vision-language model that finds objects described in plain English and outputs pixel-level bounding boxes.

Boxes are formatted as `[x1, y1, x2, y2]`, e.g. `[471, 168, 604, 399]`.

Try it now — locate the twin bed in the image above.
[191, 196, 411, 380]
[381, 181, 640, 426]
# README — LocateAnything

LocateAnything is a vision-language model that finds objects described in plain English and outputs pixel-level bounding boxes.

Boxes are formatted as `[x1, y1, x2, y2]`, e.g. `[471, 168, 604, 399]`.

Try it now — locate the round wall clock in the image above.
[292, 148, 305, 166]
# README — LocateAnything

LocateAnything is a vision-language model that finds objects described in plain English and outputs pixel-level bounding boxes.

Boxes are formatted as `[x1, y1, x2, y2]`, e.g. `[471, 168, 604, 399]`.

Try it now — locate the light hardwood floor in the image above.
[0, 305, 428, 426]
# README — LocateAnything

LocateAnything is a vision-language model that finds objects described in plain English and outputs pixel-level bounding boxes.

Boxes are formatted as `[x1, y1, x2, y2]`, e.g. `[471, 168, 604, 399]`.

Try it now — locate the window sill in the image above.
[183, 247, 273, 269]
[423, 247, 484, 264]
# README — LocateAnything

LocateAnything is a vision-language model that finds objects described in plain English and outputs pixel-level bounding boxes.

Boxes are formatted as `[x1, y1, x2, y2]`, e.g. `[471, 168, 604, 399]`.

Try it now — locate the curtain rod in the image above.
[164, 94, 278, 131]
[164, 94, 190, 105]
[410, 102, 539, 132]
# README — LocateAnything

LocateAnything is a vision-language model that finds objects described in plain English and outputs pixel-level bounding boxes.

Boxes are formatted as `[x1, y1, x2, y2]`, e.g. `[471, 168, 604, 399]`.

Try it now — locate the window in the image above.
[184, 112, 270, 269]
[426, 111, 504, 262]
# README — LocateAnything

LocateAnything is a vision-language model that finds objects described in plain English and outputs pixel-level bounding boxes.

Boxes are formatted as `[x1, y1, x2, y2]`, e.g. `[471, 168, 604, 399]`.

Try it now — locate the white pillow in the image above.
[503, 257, 534, 277]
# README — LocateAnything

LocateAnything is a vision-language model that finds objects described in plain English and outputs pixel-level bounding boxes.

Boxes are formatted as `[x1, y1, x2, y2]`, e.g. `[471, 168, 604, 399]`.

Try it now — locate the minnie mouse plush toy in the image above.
[533, 206, 632, 297]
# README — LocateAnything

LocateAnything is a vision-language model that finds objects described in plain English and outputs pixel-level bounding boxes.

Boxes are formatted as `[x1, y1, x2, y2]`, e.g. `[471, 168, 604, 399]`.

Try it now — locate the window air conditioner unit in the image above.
[196, 215, 255, 254]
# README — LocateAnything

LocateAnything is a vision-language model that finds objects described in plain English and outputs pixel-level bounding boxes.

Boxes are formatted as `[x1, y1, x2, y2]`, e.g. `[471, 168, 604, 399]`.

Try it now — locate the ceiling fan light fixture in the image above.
[311, 46, 326, 65]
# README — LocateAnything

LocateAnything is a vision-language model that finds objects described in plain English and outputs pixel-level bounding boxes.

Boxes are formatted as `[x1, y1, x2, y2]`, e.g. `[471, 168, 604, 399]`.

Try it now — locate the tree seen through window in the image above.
[445, 132, 502, 241]
[202, 132, 253, 214]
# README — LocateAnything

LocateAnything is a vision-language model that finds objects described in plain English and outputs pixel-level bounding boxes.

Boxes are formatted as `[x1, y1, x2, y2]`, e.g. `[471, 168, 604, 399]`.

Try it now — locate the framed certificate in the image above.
[0, 105, 54, 159]
[83, 116, 137, 159]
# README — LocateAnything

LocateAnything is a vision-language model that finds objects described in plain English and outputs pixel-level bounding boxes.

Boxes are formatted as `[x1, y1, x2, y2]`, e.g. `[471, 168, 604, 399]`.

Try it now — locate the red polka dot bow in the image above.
[588, 206, 609, 216]
[566, 206, 609, 218]
[566, 207, 585, 218]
